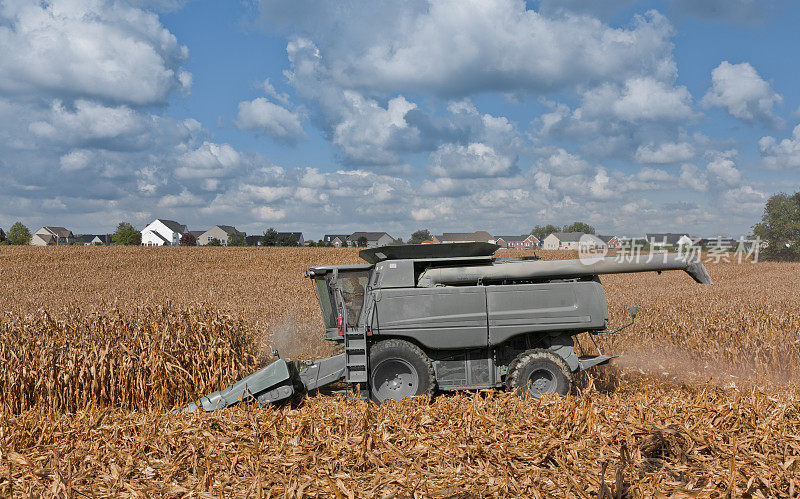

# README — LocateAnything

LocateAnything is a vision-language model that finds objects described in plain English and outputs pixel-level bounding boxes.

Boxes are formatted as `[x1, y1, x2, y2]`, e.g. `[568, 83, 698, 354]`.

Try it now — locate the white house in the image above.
[141, 219, 186, 246]
[542, 232, 606, 250]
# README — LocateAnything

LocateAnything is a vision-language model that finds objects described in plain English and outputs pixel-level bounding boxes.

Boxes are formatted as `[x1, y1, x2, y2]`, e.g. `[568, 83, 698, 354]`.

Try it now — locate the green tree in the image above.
[752, 192, 800, 261]
[228, 233, 246, 247]
[530, 224, 560, 244]
[562, 221, 595, 234]
[7, 222, 31, 245]
[179, 233, 196, 246]
[0, 228, 6, 243]
[112, 222, 141, 246]
[357, 236, 368, 247]
[207, 237, 222, 246]
[277, 233, 298, 246]
[409, 229, 432, 244]
[261, 227, 278, 246]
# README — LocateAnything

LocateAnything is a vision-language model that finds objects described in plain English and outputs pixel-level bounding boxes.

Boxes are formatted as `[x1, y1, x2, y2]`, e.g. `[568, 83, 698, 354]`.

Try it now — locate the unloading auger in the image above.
[181, 242, 711, 412]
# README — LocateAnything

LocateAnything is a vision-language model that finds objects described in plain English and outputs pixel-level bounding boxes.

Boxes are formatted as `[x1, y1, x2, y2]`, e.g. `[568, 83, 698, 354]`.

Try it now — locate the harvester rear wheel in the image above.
[506, 349, 573, 398]
[369, 339, 435, 404]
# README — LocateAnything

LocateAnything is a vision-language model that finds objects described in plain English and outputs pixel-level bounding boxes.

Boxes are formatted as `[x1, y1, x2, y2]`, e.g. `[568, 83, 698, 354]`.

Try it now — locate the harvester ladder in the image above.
[344, 327, 368, 384]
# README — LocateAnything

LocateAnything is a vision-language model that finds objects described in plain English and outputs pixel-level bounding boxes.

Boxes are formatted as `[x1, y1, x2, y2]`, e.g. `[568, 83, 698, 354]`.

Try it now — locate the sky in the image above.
[2, 0, 800, 240]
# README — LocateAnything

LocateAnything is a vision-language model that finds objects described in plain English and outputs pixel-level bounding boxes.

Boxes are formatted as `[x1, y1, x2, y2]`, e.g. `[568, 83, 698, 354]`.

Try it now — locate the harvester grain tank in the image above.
[183, 243, 711, 412]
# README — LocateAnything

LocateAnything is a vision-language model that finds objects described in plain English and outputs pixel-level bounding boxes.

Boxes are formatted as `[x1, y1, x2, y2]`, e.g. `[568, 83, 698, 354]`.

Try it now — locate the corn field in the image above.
[0, 246, 798, 496]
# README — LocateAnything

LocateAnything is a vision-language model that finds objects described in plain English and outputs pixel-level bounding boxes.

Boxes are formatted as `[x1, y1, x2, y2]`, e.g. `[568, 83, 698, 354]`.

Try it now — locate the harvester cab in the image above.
[182, 242, 712, 413]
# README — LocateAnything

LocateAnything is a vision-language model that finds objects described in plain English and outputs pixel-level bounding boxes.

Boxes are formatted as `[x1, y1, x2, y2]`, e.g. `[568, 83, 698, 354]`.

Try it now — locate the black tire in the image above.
[506, 348, 573, 398]
[369, 339, 435, 403]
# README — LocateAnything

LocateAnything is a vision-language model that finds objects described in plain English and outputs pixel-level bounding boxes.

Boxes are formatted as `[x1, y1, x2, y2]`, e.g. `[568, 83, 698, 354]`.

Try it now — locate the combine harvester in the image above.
[183, 242, 711, 412]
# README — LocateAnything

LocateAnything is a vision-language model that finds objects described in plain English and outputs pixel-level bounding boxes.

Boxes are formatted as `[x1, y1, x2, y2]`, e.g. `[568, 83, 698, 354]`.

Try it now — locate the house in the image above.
[542, 232, 606, 250]
[432, 231, 494, 244]
[323, 234, 350, 247]
[348, 232, 395, 248]
[645, 233, 697, 248]
[31, 233, 54, 246]
[198, 225, 245, 246]
[141, 219, 186, 246]
[74, 234, 113, 246]
[278, 232, 304, 246]
[186, 230, 205, 243]
[597, 235, 622, 249]
[245, 235, 262, 246]
[699, 236, 738, 249]
[32, 226, 74, 245]
[495, 234, 539, 249]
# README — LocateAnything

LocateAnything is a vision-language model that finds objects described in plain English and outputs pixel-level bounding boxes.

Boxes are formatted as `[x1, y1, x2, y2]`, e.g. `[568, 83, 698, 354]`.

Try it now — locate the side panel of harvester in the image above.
[372, 280, 608, 349]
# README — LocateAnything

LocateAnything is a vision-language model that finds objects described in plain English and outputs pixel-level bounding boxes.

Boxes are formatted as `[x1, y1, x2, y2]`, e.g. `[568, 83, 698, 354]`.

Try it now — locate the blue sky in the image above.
[2, 0, 800, 240]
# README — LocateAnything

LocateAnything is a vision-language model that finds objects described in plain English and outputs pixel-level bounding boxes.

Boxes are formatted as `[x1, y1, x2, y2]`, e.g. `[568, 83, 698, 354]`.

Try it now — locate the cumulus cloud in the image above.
[429, 143, 517, 178]
[582, 77, 694, 123]
[331, 93, 420, 165]
[236, 97, 305, 144]
[266, 1, 676, 96]
[175, 142, 244, 179]
[0, 0, 190, 106]
[635, 142, 695, 163]
[706, 152, 743, 186]
[702, 61, 783, 128]
[759, 124, 800, 169]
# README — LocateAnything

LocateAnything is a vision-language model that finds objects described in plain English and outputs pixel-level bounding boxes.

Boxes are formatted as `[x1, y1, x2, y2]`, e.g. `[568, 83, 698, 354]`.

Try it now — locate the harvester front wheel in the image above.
[369, 339, 435, 404]
[506, 349, 573, 398]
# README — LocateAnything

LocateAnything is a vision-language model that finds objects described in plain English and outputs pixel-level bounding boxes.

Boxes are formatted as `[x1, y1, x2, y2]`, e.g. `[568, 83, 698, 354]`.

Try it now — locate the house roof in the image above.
[42, 226, 72, 238]
[324, 234, 349, 242]
[74, 234, 96, 244]
[349, 231, 394, 242]
[597, 235, 618, 243]
[496, 234, 538, 242]
[548, 232, 587, 242]
[436, 231, 494, 243]
[278, 232, 303, 239]
[187, 230, 205, 238]
[156, 219, 186, 234]
[213, 225, 245, 236]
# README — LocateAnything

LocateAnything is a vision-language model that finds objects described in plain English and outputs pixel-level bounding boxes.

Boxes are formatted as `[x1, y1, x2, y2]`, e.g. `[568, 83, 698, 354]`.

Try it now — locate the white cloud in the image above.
[635, 142, 695, 163]
[271, 1, 676, 96]
[759, 124, 800, 169]
[679, 164, 708, 192]
[583, 77, 694, 123]
[59, 149, 94, 172]
[702, 61, 783, 128]
[706, 152, 742, 186]
[537, 149, 592, 175]
[0, 0, 190, 106]
[262, 78, 291, 106]
[158, 188, 204, 208]
[721, 185, 766, 215]
[29, 100, 148, 145]
[236, 97, 305, 144]
[331, 93, 420, 165]
[175, 142, 243, 179]
[429, 143, 516, 178]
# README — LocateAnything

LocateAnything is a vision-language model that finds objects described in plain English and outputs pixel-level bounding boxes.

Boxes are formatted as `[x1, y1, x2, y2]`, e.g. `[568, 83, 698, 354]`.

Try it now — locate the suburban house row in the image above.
[25, 224, 733, 250]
